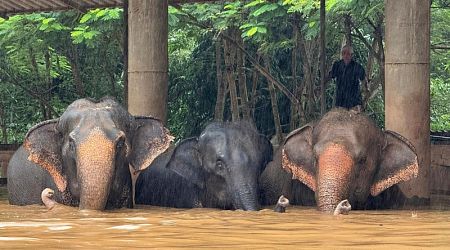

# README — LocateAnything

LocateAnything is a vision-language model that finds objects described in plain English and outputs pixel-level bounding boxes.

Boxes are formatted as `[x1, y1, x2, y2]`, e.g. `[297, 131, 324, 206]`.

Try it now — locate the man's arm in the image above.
[326, 61, 338, 83]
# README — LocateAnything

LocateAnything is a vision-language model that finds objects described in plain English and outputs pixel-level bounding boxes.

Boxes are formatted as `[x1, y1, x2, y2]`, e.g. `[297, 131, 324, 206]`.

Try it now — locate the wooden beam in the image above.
[60, 0, 86, 12]
[46, 0, 69, 8]
[0, 0, 219, 15]
[170, 0, 217, 4]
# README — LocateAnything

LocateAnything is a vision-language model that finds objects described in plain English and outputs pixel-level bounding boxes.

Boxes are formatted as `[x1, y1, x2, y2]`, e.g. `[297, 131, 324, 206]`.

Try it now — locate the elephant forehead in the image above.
[59, 109, 118, 133]
[200, 132, 228, 152]
[77, 128, 115, 163]
[317, 143, 354, 177]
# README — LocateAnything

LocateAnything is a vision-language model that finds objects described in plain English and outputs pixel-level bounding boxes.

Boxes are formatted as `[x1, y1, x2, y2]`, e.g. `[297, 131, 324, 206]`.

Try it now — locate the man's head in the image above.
[341, 45, 353, 65]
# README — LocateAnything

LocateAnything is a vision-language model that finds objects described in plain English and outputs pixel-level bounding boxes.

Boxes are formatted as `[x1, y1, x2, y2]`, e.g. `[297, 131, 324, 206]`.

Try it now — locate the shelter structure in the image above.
[385, 0, 430, 202]
[0, 0, 431, 201]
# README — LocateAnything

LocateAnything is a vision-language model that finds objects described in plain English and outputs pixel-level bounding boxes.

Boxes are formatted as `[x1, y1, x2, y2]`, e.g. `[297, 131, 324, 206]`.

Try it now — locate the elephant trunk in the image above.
[316, 143, 353, 213]
[231, 178, 260, 211]
[77, 129, 116, 210]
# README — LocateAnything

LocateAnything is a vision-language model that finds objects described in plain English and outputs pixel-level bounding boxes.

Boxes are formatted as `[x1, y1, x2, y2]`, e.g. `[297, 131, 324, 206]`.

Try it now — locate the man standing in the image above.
[329, 45, 365, 109]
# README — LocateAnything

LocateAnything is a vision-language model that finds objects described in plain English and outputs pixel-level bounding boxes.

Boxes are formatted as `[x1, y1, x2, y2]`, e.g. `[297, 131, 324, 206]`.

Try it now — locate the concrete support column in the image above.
[128, 0, 168, 122]
[385, 0, 430, 199]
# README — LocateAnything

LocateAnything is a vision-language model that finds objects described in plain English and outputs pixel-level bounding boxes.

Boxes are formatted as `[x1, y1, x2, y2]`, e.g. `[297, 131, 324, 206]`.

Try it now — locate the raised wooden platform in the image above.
[0, 144, 19, 178]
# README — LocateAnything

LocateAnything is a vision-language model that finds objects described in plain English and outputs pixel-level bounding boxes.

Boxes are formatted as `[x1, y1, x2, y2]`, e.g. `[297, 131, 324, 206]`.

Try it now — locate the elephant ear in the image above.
[166, 138, 205, 189]
[23, 119, 67, 193]
[282, 124, 317, 192]
[258, 134, 273, 174]
[130, 116, 174, 172]
[370, 130, 419, 196]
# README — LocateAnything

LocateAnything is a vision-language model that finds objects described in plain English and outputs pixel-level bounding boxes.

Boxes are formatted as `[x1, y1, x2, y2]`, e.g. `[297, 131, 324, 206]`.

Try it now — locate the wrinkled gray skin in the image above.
[135, 147, 203, 208]
[259, 149, 316, 207]
[136, 122, 273, 211]
[7, 97, 171, 210]
[260, 108, 418, 213]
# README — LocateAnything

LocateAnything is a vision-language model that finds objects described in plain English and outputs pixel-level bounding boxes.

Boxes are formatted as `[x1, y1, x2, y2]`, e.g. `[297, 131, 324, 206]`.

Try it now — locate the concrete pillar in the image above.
[128, 0, 168, 122]
[385, 0, 430, 199]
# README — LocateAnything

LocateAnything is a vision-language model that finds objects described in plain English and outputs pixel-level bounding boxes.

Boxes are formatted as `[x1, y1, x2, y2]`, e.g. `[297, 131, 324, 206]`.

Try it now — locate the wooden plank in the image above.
[0, 0, 219, 15]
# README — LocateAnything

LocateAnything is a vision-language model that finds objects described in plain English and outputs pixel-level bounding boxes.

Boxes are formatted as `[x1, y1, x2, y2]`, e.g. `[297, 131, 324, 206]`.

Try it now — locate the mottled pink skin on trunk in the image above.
[317, 143, 353, 213]
[77, 128, 115, 210]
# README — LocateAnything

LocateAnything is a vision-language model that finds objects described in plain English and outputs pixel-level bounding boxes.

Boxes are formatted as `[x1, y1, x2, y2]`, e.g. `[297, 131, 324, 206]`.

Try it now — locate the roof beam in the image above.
[0, 0, 220, 16]
[170, 0, 218, 4]
[59, 0, 86, 13]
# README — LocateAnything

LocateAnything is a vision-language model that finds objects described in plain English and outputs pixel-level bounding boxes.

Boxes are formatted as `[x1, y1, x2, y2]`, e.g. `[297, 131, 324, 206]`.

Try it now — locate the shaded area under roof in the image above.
[0, 0, 216, 16]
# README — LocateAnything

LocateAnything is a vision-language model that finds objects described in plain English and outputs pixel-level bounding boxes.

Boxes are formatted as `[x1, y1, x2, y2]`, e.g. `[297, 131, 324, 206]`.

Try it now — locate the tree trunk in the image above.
[236, 31, 250, 120]
[377, 25, 385, 104]
[319, 0, 326, 115]
[29, 48, 39, 81]
[214, 38, 226, 121]
[249, 53, 260, 119]
[0, 102, 7, 144]
[68, 44, 85, 97]
[123, 0, 129, 107]
[298, 32, 315, 120]
[344, 14, 353, 46]
[29, 48, 52, 120]
[264, 56, 283, 145]
[362, 37, 377, 108]
[223, 31, 239, 121]
[44, 49, 52, 119]
[290, 17, 301, 130]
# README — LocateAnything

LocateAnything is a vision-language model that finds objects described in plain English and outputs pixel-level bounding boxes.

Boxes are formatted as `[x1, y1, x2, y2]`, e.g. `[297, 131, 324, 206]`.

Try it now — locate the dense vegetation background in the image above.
[0, 0, 448, 143]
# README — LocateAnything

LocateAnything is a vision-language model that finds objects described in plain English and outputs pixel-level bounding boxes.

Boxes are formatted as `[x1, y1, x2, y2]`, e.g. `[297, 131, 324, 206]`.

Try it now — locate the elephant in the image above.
[7, 97, 172, 210]
[135, 121, 273, 211]
[260, 108, 418, 213]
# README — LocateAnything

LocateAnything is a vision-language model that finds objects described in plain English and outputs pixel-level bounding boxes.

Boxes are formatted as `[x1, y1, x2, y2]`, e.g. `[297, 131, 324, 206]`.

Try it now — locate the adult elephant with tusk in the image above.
[7, 97, 172, 210]
[260, 108, 419, 213]
[136, 121, 273, 211]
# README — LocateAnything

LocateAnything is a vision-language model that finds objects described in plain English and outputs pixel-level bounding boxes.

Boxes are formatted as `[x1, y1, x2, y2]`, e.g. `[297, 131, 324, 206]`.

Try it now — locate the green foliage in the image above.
[431, 78, 450, 131]
[430, 5, 450, 131]
[0, 9, 125, 143]
[0, 1, 448, 145]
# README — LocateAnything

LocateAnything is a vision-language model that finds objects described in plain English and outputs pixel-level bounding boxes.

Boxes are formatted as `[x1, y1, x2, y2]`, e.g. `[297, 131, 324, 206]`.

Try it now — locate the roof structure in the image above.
[0, 0, 216, 16]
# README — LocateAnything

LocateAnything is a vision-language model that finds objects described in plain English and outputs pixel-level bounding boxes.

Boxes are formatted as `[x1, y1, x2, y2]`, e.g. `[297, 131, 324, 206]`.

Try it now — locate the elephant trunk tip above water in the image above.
[8, 97, 173, 210]
[278, 107, 419, 212]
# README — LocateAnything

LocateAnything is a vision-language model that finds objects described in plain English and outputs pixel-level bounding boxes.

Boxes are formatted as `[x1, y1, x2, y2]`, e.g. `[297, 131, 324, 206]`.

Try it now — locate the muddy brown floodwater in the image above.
[0, 187, 449, 249]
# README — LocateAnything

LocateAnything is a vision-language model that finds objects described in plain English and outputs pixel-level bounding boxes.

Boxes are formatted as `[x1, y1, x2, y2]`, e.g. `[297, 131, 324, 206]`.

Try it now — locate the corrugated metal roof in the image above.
[0, 0, 216, 16]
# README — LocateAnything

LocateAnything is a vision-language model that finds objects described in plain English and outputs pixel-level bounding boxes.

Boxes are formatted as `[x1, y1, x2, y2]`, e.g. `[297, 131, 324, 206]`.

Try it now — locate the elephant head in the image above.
[23, 97, 172, 210]
[282, 108, 418, 212]
[166, 122, 272, 211]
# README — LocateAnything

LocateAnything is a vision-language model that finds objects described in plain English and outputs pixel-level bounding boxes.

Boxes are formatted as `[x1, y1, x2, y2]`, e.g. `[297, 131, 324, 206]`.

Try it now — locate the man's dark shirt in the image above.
[330, 59, 365, 109]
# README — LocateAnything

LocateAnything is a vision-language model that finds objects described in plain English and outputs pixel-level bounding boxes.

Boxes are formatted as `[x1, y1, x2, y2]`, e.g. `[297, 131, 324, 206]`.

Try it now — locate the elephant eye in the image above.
[216, 160, 225, 170]
[358, 156, 367, 164]
[68, 137, 76, 152]
[116, 139, 125, 150]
